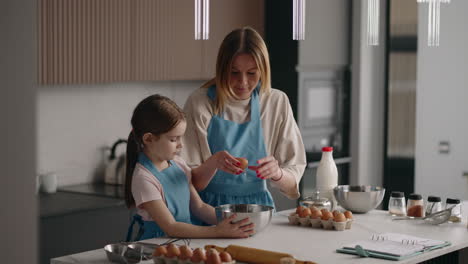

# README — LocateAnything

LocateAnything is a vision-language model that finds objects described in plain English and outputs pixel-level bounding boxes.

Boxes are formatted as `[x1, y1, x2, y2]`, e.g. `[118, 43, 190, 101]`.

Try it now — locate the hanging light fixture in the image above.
[417, 0, 450, 46]
[367, 0, 380, 46]
[292, 0, 306, 40]
[195, 0, 209, 40]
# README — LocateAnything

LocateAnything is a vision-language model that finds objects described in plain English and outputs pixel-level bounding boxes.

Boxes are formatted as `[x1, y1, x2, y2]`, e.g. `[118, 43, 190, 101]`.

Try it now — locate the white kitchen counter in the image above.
[52, 203, 468, 264]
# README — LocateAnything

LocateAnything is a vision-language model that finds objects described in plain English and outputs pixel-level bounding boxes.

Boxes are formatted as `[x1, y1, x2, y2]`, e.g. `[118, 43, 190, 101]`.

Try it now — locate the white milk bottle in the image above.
[316, 147, 338, 208]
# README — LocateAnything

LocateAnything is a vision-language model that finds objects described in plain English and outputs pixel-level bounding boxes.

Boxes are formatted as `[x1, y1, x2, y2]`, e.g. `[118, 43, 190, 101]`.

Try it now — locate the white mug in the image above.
[41, 172, 57, 193]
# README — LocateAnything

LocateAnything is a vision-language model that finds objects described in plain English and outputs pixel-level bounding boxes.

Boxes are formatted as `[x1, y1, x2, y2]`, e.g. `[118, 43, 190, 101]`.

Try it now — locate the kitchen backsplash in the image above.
[37, 81, 203, 187]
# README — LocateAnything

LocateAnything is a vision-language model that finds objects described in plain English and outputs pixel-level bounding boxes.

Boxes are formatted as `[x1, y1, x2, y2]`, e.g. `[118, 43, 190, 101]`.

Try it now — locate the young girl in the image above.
[124, 94, 253, 241]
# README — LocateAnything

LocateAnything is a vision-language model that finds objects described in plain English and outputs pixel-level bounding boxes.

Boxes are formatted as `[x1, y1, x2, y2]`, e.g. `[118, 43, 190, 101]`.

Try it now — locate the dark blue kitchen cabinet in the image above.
[40, 191, 131, 264]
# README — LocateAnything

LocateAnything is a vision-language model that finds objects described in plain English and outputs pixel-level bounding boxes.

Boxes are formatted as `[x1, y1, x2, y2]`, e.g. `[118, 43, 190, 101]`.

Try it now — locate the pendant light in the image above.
[293, 0, 306, 40]
[367, 0, 380, 46]
[417, 0, 450, 46]
[195, 0, 210, 40]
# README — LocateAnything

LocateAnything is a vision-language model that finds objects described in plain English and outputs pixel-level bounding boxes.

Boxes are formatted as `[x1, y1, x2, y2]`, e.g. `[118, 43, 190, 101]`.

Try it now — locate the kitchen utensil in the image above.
[333, 185, 385, 213]
[392, 207, 453, 225]
[300, 189, 333, 211]
[104, 243, 143, 264]
[215, 204, 273, 234]
[104, 139, 127, 185]
[205, 244, 316, 264]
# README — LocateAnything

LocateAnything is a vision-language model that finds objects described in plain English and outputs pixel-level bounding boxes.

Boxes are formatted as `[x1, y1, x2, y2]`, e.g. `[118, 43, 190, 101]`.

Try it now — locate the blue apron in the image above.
[199, 85, 274, 209]
[126, 153, 192, 241]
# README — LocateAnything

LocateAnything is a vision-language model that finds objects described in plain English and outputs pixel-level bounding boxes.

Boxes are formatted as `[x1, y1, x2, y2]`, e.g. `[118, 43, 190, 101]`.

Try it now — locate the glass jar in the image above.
[407, 193, 425, 217]
[388, 191, 406, 216]
[425, 196, 442, 215]
[300, 189, 333, 211]
[446, 198, 462, 222]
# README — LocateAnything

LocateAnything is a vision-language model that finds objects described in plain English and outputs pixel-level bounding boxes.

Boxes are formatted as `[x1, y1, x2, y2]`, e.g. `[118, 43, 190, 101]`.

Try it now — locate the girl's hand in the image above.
[215, 214, 255, 238]
[210, 151, 244, 175]
[248, 156, 282, 180]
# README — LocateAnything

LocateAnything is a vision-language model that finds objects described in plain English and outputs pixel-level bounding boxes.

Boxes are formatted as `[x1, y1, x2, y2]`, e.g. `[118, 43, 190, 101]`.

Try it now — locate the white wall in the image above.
[37, 81, 201, 186]
[415, 1, 468, 199]
[1, 0, 37, 262]
[349, 0, 387, 187]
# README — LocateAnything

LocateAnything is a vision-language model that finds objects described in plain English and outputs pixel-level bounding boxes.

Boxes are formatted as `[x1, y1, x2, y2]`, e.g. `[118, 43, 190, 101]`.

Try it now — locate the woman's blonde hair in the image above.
[202, 26, 271, 114]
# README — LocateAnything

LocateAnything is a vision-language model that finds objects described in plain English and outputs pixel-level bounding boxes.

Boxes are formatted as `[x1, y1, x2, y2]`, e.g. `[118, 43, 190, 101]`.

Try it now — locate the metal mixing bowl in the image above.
[215, 204, 273, 234]
[333, 185, 386, 213]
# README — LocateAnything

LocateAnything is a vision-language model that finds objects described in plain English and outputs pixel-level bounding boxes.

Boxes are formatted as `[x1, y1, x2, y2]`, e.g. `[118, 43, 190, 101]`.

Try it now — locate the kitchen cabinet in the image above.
[38, 0, 264, 84]
[40, 192, 131, 264]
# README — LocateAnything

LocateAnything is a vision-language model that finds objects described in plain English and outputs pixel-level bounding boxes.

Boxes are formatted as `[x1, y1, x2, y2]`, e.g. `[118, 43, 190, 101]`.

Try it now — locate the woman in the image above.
[181, 27, 306, 209]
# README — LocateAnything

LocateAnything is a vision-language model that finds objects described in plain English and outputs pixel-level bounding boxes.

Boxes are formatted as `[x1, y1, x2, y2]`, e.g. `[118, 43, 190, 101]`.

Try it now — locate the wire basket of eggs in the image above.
[288, 206, 354, 231]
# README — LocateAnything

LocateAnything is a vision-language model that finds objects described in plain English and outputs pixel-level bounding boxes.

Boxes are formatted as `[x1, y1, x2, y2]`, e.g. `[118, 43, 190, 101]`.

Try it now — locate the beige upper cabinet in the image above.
[38, 0, 264, 84]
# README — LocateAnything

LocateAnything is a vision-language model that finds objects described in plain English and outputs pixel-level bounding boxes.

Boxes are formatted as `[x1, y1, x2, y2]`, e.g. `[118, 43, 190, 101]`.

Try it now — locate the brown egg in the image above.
[309, 206, 319, 212]
[236, 157, 248, 170]
[296, 206, 305, 215]
[320, 208, 329, 215]
[191, 248, 207, 262]
[166, 244, 181, 258]
[220, 251, 233, 262]
[206, 249, 222, 264]
[332, 210, 341, 217]
[310, 209, 323, 219]
[179, 245, 193, 260]
[152, 245, 168, 257]
[334, 212, 346, 222]
[321, 211, 334, 221]
[298, 207, 311, 218]
[344, 211, 353, 219]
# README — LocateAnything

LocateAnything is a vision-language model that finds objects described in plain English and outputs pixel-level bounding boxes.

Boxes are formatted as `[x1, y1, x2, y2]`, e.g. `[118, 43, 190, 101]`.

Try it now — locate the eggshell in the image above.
[166, 244, 181, 258]
[320, 208, 329, 215]
[296, 206, 305, 215]
[190, 248, 207, 262]
[299, 207, 311, 218]
[309, 206, 319, 212]
[310, 209, 322, 219]
[236, 157, 248, 170]
[344, 211, 353, 219]
[332, 210, 341, 218]
[179, 245, 193, 260]
[220, 251, 233, 262]
[153, 245, 168, 257]
[334, 213, 346, 222]
[321, 211, 334, 221]
[206, 249, 222, 264]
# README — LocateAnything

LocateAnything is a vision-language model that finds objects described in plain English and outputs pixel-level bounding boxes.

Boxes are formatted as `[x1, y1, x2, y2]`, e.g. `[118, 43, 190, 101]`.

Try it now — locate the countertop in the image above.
[51, 203, 468, 264]
[40, 183, 125, 218]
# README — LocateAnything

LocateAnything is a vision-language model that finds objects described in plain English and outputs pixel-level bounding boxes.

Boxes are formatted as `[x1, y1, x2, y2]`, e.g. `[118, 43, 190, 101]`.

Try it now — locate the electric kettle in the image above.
[104, 139, 127, 185]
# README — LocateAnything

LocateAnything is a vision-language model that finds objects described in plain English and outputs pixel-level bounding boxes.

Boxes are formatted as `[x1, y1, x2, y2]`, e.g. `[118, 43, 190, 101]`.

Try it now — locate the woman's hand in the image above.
[215, 214, 255, 238]
[209, 151, 244, 175]
[248, 156, 282, 180]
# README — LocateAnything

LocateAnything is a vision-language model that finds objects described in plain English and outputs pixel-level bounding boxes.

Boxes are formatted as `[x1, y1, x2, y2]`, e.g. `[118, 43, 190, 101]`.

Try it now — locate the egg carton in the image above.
[287, 213, 353, 231]
[153, 245, 236, 264]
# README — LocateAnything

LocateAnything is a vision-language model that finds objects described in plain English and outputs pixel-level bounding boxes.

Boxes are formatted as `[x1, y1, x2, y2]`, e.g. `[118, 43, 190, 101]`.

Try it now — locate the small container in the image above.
[300, 189, 333, 211]
[426, 196, 442, 215]
[388, 191, 406, 216]
[446, 198, 462, 223]
[407, 193, 425, 217]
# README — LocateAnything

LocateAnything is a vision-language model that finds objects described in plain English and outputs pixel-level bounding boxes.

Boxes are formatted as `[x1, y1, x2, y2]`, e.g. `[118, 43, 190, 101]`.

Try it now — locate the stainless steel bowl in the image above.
[333, 185, 385, 213]
[215, 204, 273, 234]
[104, 243, 152, 263]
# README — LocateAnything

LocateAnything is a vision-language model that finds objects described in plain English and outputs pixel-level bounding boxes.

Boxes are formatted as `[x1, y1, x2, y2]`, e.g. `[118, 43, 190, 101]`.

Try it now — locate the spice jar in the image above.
[388, 191, 406, 216]
[425, 196, 442, 215]
[407, 193, 425, 217]
[446, 198, 462, 223]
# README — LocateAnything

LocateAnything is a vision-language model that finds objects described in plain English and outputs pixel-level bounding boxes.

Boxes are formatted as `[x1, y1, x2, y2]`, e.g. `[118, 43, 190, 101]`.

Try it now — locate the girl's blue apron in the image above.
[199, 85, 275, 209]
[126, 153, 192, 241]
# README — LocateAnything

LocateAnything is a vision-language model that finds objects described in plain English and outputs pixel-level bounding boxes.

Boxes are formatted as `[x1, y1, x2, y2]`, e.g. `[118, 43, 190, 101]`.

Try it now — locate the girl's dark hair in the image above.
[124, 94, 185, 208]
